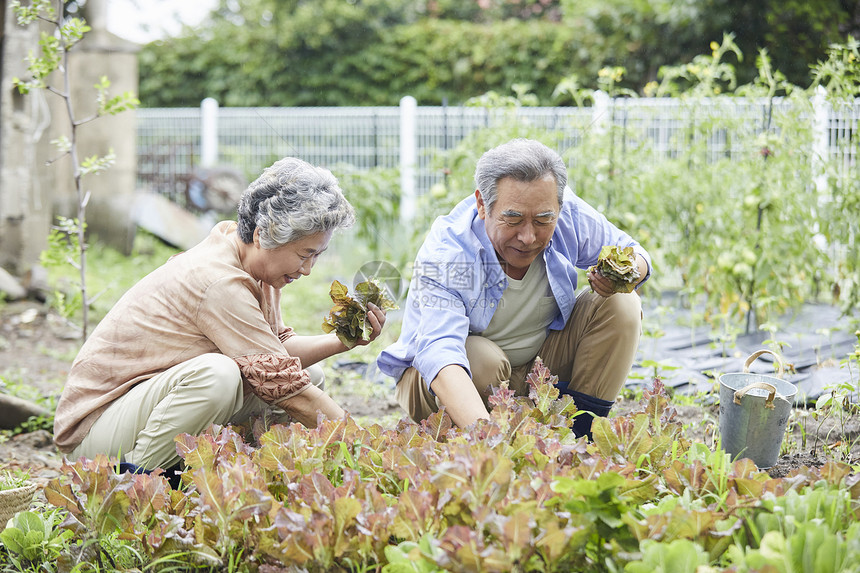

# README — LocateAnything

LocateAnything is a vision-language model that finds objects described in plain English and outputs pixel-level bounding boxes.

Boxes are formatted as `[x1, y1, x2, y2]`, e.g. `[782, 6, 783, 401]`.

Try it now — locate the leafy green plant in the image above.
[812, 38, 860, 315]
[752, 485, 856, 543]
[333, 165, 402, 261]
[588, 245, 641, 293]
[726, 521, 860, 572]
[322, 279, 399, 349]
[382, 535, 445, 573]
[0, 509, 73, 570]
[624, 538, 710, 573]
[42, 455, 174, 570]
[8, 414, 55, 439]
[565, 35, 843, 335]
[812, 329, 860, 463]
[0, 469, 31, 491]
[39, 216, 85, 324]
[650, 34, 744, 98]
[24, 368, 860, 572]
[635, 359, 682, 383]
[11, 0, 139, 340]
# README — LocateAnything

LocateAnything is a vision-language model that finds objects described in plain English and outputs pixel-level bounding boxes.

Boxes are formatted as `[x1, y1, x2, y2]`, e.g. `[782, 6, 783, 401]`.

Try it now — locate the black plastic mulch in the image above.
[632, 300, 859, 406]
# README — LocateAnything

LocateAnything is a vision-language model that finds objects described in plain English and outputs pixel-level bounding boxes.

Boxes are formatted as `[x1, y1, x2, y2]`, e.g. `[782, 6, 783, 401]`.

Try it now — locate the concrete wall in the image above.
[44, 14, 140, 255]
[0, 0, 139, 280]
[0, 0, 52, 275]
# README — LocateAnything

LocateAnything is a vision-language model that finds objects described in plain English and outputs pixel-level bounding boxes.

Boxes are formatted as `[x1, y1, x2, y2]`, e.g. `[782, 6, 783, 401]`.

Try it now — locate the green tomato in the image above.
[732, 262, 753, 278]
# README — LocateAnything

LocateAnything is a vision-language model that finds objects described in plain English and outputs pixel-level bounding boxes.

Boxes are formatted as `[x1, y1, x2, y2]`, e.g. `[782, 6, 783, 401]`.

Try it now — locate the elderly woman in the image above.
[53, 157, 386, 471]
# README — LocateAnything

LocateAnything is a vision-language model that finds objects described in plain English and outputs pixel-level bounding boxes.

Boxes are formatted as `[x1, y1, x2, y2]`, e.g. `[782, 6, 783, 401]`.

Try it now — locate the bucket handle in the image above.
[733, 381, 777, 409]
[743, 349, 785, 378]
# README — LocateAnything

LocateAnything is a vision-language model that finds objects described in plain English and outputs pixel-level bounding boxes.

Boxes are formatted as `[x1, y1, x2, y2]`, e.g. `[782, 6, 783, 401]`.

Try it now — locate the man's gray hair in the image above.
[474, 139, 567, 213]
[237, 157, 355, 248]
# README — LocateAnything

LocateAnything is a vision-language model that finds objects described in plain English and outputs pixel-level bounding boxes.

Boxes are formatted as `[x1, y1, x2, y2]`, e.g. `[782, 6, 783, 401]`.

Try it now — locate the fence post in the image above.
[201, 97, 219, 168]
[400, 95, 417, 224]
[811, 85, 829, 196]
[592, 89, 610, 134]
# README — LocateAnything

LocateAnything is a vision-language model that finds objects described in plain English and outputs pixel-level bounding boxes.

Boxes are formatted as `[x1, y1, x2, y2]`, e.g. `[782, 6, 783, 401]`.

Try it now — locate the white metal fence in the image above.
[136, 92, 858, 211]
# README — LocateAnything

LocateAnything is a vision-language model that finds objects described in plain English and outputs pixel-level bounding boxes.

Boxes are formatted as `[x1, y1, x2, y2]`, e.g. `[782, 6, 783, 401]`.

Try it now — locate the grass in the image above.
[0, 469, 31, 491]
[37, 344, 79, 364]
[0, 370, 50, 407]
[0, 370, 58, 439]
[41, 230, 181, 327]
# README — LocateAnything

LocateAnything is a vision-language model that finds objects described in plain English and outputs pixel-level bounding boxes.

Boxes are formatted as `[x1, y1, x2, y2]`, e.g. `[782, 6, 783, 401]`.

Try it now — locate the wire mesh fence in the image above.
[136, 95, 858, 209]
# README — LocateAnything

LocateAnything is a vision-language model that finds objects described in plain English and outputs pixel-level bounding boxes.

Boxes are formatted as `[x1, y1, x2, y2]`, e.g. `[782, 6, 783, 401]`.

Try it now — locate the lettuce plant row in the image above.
[36, 361, 860, 572]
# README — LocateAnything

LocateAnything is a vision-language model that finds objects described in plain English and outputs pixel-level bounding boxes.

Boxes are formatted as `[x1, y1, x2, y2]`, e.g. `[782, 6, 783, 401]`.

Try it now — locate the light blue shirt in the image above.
[376, 187, 652, 389]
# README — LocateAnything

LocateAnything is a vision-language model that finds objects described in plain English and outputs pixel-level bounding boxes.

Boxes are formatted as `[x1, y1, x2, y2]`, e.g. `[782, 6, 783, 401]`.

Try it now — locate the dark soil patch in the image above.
[615, 398, 859, 478]
[0, 301, 79, 395]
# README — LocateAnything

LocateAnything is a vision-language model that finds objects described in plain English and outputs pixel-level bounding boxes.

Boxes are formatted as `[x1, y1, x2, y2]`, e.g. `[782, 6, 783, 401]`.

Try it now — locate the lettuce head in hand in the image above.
[322, 279, 398, 348]
[588, 245, 640, 293]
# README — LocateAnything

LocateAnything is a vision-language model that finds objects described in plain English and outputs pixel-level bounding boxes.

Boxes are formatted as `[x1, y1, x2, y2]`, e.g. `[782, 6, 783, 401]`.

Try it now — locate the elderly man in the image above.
[377, 138, 651, 437]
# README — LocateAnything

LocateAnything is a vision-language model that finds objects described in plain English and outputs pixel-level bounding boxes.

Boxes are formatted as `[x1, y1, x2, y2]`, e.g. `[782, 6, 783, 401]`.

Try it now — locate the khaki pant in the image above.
[395, 289, 642, 422]
[71, 353, 324, 469]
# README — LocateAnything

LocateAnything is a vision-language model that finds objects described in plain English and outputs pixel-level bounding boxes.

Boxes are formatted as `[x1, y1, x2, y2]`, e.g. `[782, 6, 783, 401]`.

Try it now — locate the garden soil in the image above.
[1, 300, 857, 500]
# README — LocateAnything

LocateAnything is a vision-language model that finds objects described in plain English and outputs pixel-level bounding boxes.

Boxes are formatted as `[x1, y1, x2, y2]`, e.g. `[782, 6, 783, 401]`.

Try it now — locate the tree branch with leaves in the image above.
[10, 0, 138, 339]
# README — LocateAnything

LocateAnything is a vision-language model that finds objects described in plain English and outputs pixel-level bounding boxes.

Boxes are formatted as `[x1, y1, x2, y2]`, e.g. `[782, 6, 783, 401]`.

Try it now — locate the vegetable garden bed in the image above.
[1, 293, 858, 572]
[2, 354, 858, 572]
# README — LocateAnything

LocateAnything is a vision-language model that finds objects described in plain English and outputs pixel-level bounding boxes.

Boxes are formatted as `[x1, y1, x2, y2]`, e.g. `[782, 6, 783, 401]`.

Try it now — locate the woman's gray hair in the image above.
[474, 139, 567, 213]
[237, 157, 355, 248]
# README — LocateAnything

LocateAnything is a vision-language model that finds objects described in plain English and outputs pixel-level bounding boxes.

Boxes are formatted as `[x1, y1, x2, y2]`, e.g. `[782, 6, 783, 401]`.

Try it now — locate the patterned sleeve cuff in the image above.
[278, 326, 296, 344]
[235, 353, 310, 403]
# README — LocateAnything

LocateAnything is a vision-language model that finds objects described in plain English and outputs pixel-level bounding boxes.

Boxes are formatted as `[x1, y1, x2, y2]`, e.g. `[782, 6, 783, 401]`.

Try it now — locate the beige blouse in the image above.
[53, 221, 311, 452]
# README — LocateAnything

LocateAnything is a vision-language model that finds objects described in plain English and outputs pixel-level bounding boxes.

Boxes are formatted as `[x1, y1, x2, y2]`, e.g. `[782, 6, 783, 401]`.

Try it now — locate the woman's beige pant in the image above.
[395, 289, 642, 422]
[71, 353, 324, 470]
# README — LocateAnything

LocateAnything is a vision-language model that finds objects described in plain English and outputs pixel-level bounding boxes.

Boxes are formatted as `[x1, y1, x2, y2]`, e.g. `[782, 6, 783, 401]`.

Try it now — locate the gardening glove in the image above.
[554, 381, 614, 441]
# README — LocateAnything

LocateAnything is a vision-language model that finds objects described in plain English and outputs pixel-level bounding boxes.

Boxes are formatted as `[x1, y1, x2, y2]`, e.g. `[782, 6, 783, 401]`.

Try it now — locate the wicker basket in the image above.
[0, 483, 38, 531]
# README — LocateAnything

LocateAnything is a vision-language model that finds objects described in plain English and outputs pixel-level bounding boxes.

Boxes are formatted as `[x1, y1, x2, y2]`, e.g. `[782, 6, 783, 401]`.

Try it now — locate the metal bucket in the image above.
[718, 350, 797, 469]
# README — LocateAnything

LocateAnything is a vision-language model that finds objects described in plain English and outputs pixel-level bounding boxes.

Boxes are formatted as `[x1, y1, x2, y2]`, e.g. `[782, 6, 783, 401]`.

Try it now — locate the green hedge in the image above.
[139, 19, 594, 107]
